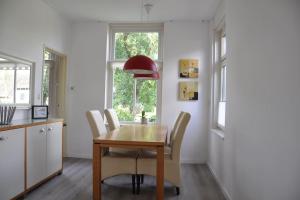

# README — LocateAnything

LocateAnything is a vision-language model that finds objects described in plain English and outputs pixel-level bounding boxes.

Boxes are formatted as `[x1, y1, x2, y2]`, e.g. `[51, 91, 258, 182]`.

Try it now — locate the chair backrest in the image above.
[104, 108, 120, 131]
[86, 110, 108, 139]
[169, 112, 185, 147]
[171, 112, 191, 161]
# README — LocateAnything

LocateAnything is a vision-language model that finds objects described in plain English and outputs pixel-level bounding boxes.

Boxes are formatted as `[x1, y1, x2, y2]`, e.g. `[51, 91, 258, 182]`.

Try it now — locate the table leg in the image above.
[93, 144, 101, 200]
[156, 146, 164, 200]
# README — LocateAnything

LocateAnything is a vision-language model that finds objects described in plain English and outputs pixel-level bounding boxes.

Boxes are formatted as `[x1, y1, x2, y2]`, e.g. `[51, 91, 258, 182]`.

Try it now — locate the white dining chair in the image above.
[104, 108, 120, 131]
[136, 112, 191, 195]
[86, 110, 138, 193]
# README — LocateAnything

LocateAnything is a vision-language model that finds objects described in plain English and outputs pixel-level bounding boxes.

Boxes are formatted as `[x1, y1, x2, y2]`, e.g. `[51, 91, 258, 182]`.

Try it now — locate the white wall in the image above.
[65, 21, 211, 163]
[209, 0, 300, 200]
[0, 0, 71, 119]
[162, 21, 210, 163]
[66, 22, 108, 158]
[207, 0, 233, 198]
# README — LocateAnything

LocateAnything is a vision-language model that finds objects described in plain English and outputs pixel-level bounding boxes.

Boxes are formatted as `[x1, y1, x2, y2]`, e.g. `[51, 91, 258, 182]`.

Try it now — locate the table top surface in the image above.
[94, 124, 167, 146]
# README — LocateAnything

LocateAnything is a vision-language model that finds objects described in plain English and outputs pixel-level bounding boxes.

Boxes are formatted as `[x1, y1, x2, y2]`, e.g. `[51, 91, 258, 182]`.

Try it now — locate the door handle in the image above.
[48, 127, 53, 132]
[0, 136, 5, 141]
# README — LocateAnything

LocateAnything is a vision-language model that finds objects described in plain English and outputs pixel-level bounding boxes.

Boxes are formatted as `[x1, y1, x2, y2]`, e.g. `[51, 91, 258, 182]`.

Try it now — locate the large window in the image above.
[108, 24, 163, 122]
[0, 54, 32, 106]
[214, 26, 227, 129]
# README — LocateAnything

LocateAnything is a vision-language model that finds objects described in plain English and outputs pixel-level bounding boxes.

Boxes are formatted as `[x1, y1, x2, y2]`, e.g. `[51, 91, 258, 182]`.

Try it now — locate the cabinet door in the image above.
[0, 129, 25, 200]
[27, 125, 47, 188]
[46, 122, 63, 176]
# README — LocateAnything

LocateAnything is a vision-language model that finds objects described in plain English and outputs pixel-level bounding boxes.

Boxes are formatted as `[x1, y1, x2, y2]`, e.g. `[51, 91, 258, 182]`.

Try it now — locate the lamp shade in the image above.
[123, 55, 157, 74]
[134, 72, 160, 80]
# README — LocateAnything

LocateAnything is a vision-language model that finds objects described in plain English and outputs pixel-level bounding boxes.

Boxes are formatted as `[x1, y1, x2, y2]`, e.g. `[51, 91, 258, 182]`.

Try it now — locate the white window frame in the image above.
[212, 22, 226, 130]
[106, 23, 164, 123]
[0, 51, 34, 108]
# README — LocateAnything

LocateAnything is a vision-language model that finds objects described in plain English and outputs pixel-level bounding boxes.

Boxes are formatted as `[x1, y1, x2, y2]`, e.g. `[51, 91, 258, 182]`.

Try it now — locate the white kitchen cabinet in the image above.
[26, 124, 47, 188]
[0, 128, 25, 200]
[27, 122, 63, 188]
[46, 123, 63, 176]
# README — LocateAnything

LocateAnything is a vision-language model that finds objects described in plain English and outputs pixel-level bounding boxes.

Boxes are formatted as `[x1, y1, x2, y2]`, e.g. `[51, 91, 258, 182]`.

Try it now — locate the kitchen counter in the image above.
[0, 118, 64, 132]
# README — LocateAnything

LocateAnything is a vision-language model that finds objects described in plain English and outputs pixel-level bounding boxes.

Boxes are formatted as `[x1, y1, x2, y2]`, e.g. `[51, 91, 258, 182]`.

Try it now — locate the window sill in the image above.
[210, 128, 225, 140]
[1, 105, 31, 110]
[16, 106, 31, 110]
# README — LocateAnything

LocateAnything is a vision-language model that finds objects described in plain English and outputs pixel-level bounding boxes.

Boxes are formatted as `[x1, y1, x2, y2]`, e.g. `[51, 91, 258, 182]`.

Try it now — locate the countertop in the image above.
[0, 118, 64, 132]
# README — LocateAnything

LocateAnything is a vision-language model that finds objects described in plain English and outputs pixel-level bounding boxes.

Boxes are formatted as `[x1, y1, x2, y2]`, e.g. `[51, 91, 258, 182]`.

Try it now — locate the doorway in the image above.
[42, 47, 67, 155]
[42, 47, 67, 119]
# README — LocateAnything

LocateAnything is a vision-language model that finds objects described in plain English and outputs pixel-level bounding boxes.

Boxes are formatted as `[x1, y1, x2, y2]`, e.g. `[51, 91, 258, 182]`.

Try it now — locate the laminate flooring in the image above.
[25, 158, 226, 200]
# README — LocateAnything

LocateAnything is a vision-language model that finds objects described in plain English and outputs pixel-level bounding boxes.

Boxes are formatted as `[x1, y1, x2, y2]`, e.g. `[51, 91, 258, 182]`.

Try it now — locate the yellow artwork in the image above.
[179, 59, 199, 78]
[179, 81, 198, 101]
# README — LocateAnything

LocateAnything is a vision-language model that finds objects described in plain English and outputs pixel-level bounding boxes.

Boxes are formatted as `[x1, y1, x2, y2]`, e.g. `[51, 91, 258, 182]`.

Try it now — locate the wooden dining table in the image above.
[93, 124, 168, 200]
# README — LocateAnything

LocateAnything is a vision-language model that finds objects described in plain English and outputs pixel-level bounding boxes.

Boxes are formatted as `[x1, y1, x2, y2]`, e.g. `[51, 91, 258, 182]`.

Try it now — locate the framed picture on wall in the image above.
[179, 59, 199, 78]
[179, 81, 198, 101]
[32, 105, 48, 119]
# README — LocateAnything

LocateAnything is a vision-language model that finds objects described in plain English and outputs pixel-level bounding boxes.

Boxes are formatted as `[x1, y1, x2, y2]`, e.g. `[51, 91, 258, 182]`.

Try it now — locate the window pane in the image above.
[218, 101, 226, 127]
[42, 65, 50, 105]
[214, 39, 219, 63]
[112, 68, 135, 121]
[136, 79, 157, 122]
[221, 35, 226, 58]
[114, 32, 159, 60]
[220, 65, 227, 102]
[15, 64, 30, 104]
[0, 64, 15, 104]
[223, 65, 227, 101]
[112, 67, 158, 122]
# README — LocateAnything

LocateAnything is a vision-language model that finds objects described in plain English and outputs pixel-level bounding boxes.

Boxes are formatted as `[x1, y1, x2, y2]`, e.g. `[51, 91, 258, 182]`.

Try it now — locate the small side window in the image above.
[0, 53, 33, 107]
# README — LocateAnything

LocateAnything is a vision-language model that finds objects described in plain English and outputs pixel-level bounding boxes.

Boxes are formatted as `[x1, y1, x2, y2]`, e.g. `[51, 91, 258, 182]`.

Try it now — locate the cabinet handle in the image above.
[0, 137, 5, 141]
[40, 128, 45, 133]
[48, 127, 53, 132]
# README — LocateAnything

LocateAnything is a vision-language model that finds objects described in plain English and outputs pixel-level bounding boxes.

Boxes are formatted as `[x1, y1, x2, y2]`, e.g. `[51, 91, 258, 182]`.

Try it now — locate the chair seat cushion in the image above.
[138, 146, 172, 159]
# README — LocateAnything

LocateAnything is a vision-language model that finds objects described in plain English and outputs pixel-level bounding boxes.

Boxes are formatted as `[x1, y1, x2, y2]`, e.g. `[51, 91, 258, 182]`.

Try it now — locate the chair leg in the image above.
[132, 175, 136, 194]
[176, 187, 180, 195]
[136, 175, 140, 194]
[141, 174, 144, 184]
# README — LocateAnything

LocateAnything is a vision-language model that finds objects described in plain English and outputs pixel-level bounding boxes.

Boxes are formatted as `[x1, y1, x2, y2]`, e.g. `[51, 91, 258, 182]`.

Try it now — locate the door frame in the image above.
[42, 46, 68, 156]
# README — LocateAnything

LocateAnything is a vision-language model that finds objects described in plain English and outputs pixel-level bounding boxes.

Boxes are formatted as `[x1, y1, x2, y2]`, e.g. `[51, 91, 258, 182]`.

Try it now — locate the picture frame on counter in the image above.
[32, 105, 48, 119]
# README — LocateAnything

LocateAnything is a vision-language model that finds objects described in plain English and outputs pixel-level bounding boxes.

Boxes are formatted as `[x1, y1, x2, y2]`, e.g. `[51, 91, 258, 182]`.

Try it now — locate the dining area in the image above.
[86, 109, 191, 200]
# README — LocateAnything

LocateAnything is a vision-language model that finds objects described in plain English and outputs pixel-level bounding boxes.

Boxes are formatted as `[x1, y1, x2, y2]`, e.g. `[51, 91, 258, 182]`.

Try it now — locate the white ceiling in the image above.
[43, 0, 221, 22]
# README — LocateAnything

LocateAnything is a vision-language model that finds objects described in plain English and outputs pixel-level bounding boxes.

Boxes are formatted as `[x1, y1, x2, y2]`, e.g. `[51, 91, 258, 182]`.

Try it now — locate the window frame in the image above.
[0, 52, 34, 108]
[212, 23, 226, 130]
[106, 23, 164, 123]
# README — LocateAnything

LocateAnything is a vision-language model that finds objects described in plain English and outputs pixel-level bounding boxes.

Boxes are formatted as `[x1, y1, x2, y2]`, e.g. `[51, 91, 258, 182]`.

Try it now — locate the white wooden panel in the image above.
[46, 122, 63, 176]
[0, 128, 25, 200]
[26, 125, 47, 188]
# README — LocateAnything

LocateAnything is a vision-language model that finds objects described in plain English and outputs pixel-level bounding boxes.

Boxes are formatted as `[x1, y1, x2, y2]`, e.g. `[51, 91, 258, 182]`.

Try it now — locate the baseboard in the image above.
[180, 159, 205, 164]
[64, 153, 92, 159]
[207, 163, 232, 200]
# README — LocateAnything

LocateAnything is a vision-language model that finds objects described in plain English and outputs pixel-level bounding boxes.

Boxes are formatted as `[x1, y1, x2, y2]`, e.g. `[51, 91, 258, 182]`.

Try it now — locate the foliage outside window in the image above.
[0, 55, 32, 106]
[109, 25, 162, 122]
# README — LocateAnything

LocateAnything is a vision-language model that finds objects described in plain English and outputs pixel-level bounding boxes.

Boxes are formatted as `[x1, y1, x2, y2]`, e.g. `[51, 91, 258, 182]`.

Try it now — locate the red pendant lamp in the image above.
[123, 55, 158, 74]
[134, 72, 160, 80]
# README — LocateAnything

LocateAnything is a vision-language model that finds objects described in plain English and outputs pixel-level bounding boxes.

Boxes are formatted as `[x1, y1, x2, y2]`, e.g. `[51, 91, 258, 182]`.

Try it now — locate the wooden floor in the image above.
[24, 158, 226, 200]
